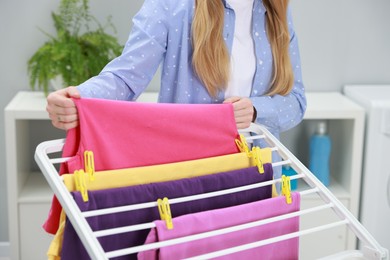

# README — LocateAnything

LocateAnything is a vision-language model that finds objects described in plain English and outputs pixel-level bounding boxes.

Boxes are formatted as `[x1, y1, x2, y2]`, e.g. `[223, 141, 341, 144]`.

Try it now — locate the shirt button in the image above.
[255, 32, 259, 37]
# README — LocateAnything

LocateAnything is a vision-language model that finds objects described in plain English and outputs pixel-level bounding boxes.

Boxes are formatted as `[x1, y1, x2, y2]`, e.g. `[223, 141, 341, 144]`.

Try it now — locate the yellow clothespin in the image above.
[251, 146, 265, 174]
[74, 170, 89, 202]
[281, 175, 292, 204]
[157, 197, 173, 230]
[235, 134, 251, 156]
[84, 150, 95, 181]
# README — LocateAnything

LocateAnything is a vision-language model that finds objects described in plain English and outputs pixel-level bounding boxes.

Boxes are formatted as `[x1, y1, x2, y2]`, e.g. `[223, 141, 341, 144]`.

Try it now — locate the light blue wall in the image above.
[0, 0, 389, 244]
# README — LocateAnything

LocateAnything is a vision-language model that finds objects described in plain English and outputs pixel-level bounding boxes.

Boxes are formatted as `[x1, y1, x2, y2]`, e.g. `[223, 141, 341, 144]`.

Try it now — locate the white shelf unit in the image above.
[4, 91, 364, 260]
[280, 92, 365, 259]
[4, 91, 158, 260]
[4, 92, 58, 260]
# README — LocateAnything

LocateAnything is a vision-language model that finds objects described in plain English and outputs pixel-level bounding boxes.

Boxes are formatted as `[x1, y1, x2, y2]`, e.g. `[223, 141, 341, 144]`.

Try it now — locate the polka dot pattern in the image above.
[78, 0, 306, 134]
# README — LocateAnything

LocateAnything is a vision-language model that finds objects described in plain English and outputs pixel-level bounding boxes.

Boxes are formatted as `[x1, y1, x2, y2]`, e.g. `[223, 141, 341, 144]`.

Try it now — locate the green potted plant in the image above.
[28, 0, 123, 96]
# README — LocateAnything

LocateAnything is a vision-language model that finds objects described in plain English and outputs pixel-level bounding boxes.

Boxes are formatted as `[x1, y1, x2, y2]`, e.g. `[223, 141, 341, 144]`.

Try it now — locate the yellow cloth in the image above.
[47, 210, 66, 260]
[48, 149, 272, 259]
[272, 180, 278, 197]
[63, 149, 272, 192]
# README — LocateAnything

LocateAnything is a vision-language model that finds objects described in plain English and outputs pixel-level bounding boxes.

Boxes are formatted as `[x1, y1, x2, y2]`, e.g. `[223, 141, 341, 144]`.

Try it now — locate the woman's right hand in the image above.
[46, 86, 81, 130]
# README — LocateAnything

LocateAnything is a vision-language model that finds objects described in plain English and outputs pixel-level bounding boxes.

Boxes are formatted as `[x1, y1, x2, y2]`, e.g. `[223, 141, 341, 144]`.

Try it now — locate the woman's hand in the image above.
[46, 86, 81, 130]
[223, 96, 255, 129]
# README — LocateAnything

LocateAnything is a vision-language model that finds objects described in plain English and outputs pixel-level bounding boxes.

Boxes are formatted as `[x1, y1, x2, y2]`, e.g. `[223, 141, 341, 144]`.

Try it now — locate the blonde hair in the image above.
[192, 0, 293, 97]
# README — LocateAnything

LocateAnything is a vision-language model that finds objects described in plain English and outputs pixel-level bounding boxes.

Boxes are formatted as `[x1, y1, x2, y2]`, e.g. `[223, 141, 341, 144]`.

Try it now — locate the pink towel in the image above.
[64, 98, 239, 173]
[43, 98, 239, 234]
[139, 192, 300, 260]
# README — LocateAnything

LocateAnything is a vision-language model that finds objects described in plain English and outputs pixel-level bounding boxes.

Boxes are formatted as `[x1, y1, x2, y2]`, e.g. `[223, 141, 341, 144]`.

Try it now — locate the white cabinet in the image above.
[4, 91, 364, 260]
[4, 91, 158, 260]
[344, 85, 390, 251]
[5, 91, 63, 260]
[280, 92, 365, 259]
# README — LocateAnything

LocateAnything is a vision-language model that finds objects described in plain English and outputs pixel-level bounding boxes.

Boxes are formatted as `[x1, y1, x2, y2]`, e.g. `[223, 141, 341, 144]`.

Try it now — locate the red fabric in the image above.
[43, 98, 239, 234]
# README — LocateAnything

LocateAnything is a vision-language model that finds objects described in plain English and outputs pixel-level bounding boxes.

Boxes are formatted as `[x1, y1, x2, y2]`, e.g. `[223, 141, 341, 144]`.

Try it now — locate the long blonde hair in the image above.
[192, 0, 293, 97]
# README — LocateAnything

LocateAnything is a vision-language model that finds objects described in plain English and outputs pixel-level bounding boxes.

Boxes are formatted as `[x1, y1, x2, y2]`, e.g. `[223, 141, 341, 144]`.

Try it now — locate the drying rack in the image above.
[34, 123, 389, 260]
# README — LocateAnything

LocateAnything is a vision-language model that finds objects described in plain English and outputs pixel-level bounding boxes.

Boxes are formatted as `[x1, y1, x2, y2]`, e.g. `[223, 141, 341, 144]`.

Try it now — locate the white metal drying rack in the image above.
[34, 123, 388, 260]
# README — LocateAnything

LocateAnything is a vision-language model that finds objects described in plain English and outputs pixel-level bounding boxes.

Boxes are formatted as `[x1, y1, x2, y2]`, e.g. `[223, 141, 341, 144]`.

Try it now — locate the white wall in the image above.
[0, 0, 143, 243]
[291, 0, 390, 90]
[0, 0, 389, 245]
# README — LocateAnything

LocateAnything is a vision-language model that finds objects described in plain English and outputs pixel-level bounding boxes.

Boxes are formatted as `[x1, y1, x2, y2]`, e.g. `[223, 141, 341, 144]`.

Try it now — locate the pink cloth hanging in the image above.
[64, 98, 240, 173]
[139, 192, 300, 260]
[43, 98, 240, 234]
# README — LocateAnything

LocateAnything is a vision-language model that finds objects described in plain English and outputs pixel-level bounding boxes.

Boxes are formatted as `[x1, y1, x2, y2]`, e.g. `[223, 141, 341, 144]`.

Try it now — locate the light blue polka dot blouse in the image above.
[77, 0, 307, 138]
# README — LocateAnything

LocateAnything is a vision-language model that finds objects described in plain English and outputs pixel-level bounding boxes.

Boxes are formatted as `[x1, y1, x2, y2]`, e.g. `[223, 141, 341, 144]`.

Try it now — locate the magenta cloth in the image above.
[61, 165, 273, 260]
[43, 98, 239, 234]
[139, 192, 300, 260]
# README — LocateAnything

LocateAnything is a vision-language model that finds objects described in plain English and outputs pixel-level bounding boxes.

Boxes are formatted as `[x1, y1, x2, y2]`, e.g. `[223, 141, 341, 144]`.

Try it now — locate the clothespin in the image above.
[251, 146, 265, 174]
[235, 135, 266, 174]
[84, 150, 95, 181]
[74, 170, 89, 202]
[281, 175, 292, 204]
[235, 134, 251, 156]
[157, 197, 173, 230]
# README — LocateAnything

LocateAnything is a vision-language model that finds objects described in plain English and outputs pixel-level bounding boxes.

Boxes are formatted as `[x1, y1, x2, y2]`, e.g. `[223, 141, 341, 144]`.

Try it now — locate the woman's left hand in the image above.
[223, 96, 255, 129]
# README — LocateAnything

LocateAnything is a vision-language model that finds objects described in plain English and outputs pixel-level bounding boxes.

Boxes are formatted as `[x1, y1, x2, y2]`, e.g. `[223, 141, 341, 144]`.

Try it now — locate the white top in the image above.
[224, 0, 256, 98]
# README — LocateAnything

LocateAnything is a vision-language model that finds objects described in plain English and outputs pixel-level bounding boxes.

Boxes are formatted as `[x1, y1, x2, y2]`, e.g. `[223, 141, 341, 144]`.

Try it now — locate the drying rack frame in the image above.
[34, 123, 389, 260]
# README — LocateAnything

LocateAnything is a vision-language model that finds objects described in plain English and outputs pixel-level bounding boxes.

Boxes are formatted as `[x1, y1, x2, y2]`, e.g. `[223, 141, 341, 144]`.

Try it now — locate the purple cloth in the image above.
[61, 164, 273, 260]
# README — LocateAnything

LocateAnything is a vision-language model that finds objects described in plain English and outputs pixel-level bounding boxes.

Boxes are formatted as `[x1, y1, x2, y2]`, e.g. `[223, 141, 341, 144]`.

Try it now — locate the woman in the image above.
[47, 0, 306, 138]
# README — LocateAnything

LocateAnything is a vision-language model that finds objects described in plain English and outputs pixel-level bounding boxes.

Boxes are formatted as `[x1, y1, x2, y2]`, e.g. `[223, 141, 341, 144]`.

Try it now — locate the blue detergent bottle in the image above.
[309, 121, 331, 186]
